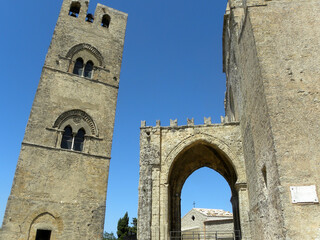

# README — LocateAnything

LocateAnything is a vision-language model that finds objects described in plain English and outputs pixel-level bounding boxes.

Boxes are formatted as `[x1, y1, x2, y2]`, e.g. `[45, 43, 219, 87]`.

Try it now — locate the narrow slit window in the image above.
[73, 129, 85, 151]
[73, 58, 84, 76]
[35, 229, 51, 240]
[69, 2, 81, 18]
[61, 126, 73, 150]
[84, 61, 94, 78]
[262, 165, 267, 188]
[101, 14, 111, 28]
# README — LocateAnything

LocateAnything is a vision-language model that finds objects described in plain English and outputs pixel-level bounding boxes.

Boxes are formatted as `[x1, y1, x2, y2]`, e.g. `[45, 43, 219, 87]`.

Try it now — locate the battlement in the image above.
[140, 117, 239, 129]
[60, 0, 127, 30]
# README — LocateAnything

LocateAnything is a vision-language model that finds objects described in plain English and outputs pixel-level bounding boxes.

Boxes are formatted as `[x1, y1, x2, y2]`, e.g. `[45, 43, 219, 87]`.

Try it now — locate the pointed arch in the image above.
[24, 208, 63, 240]
[163, 133, 245, 184]
[165, 137, 242, 237]
[137, 125, 249, 240]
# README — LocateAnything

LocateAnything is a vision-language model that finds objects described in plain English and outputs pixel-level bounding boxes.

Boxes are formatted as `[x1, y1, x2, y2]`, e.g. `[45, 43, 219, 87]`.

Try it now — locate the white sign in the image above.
[290, 185, 319, 203]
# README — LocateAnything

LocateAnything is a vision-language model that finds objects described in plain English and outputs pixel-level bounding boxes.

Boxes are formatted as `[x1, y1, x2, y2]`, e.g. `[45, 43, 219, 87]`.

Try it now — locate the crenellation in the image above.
[187, 118, 194, 126]
[204, 117, 212, 125]
[141, 120, 146, 128]
[140, 119, 240, 131]
[170, 119, 178, 127]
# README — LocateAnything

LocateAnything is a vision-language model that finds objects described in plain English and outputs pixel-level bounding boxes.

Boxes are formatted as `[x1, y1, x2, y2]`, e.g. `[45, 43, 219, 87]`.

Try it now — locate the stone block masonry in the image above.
[0, 1, 127, 239]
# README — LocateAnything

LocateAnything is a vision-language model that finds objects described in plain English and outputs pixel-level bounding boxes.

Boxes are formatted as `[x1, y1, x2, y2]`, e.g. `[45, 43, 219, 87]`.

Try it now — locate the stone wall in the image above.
[224, 0, 320, 239]
[138, 120, 249, 240]
[138, 0, 320, 239]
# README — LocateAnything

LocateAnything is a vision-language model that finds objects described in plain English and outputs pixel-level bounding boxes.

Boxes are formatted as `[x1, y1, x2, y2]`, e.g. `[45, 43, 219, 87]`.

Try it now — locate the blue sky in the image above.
[0, 0, 231, 235]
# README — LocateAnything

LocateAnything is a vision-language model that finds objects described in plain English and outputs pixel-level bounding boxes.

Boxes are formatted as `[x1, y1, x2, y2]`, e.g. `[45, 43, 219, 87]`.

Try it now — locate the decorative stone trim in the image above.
[43, 66, 119, 89]
[22, 142, 110, 160]
[53, 109, 98, 136]
[66, 43, 104, 67]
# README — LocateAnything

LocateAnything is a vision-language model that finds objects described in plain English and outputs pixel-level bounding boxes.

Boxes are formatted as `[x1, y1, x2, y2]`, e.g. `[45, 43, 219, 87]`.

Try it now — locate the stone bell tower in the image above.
[0, 1, 127, 239]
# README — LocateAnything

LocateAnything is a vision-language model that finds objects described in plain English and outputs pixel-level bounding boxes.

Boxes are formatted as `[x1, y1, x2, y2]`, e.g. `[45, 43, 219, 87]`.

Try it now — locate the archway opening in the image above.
[180, 167, 234, 239]
[168, 141, 241, 239]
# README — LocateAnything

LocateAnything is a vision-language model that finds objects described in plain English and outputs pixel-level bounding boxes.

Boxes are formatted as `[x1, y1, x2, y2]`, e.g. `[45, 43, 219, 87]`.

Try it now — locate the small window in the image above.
[84, 61, 94, 78]
[61, 126, 86, 152]
[73, 129, 85, 151]
[262, 165, 267, 187]
[69, 2, 81, 18]
[86, 14, 94, 23]
[73, 58, 84, 76]
[35, 229, 51, 240]
[101, 14, 111, 28]
[72, 58, 94, 78]
[61, 126, 73, 150]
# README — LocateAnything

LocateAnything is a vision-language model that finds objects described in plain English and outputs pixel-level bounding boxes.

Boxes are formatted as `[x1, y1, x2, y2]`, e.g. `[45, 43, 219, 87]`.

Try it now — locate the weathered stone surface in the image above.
[0, 1, 127, 239]
[138, 122, 249, 240]
[224, 0, 320, 239]
[2, 0, 320, 239]
[138, 0, 320, 239]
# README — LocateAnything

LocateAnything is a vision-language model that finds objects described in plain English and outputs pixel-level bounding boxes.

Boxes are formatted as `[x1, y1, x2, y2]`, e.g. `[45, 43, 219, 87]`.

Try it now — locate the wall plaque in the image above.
[290, 185, 319, 204]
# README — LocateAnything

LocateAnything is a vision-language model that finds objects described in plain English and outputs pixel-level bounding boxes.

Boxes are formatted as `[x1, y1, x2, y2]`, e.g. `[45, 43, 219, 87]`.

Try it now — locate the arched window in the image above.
[69, 2, 81, 18]
[54, 110, 98, 153]
[73, 58, 84, 76]
[84, 61, 94, 78]
[61, 126, 73, 149]
[86, 14, 94, 23]
[60, 126, 86, 152]
[101, 14, 111, 28]
[73, 129, 85, 151]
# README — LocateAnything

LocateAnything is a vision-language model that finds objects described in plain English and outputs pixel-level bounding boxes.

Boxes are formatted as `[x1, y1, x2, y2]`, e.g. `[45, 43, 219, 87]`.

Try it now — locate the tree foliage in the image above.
[117, 212, 137, 240]
[131, 218, 137, 235]
[117, 212, 129, 239]
[103, 231, 117, 240]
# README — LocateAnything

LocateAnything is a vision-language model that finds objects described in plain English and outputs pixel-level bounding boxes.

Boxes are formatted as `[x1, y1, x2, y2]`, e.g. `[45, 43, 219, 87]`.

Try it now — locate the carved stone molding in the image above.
[66, 43, 104, 67]
[53, 109, 98, 136]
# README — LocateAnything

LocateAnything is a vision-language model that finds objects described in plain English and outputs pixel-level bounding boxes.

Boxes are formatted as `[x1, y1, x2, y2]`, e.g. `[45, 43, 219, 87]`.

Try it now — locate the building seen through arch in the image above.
[179, 167, 235, 239]
[181, 208, 234, 240]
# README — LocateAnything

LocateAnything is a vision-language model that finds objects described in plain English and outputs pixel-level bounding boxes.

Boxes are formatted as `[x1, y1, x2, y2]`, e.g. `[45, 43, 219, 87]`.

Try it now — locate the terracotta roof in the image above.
[193, 208, 233, 217]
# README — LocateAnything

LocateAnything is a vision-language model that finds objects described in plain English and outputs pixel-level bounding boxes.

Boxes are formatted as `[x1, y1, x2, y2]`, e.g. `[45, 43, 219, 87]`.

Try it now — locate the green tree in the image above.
[116, 213, 137, 240]
[117, 212, 129, 239]
[103, 232, 117, 240]
[129, 218, 137, 236]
